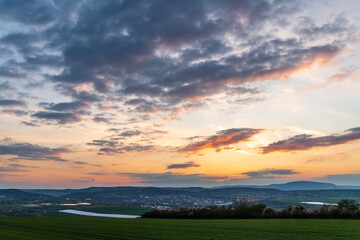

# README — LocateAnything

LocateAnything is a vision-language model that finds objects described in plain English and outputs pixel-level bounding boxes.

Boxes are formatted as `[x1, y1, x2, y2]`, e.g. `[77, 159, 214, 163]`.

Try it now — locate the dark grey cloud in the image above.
[0, 163, 37, 173]
[167, 161, 201, 169]
[7, 163, 37, 169]
[0, 139, 71, 162]
[39, 101, 90, 112]
[73, 177, 95, 183]
[71, 161, 103, 168]
[31, 111, 82, 124]
[31, 91, 100, 125]
[262, 127, 360, 154]
[0, 81, 13, 91]
[1, 33, 38, 53]
[0, 0, 55, 25]
[21, 121, 39, 127]
[180, 128, 263, 153]
[99, 144, 154, 155]
[0, 99, 25, 107]
[87, 140, 117, 147]
[87, 172, 106, 176]
[294, 16, 353, 40]
[1, 109, 28, 116]
[0, 0, 356, 123]
[0, 166, 27, 172]
[87, 126, 168, 155]
[242, 168, 300, 179]
[119, 130, 142, 137]
[0, 65, 26, 78]
[118, 172, 227, 185]
[92, 116, 111, 123]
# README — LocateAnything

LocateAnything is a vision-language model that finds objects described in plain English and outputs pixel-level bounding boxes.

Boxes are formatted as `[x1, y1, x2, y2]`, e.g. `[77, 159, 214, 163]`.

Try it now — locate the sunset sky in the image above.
[1, 0, 360, 188]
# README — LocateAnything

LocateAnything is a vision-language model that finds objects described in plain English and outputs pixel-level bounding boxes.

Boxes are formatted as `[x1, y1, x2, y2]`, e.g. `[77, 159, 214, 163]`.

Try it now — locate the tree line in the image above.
[141, 199, 360, 219]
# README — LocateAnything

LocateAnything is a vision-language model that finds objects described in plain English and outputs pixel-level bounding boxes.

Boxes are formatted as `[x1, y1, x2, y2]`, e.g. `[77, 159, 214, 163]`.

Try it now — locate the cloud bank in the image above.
[0, 0, 356, 125]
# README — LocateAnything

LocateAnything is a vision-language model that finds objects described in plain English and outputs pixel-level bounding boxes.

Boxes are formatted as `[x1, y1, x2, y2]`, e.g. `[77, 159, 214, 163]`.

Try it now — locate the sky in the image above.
[0, 0, 360, 188]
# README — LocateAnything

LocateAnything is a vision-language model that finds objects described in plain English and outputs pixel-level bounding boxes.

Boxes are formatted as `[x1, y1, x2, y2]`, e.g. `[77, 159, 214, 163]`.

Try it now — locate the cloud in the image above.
[297, 66, 359, 91]
[73, 177, 95, 183]
[0, 166, 27, 172]
[0, 81, 13, 91]
[87, 140, 117, 147]
[167, 161, 201, 169]
[119, 130, 142, 138]
[0, 163, 37, 173]
[0, 0, 354, 123]
[1, 109, 28, 116]
[118, 172, 227, 185]
[242, 168, 300, 179]
[0, 0, 55, 25]
[98, 144, 154, 155]
[87, 126, 168, 155]
[294, 15, 354, 40]
[180, 128, 263, 153]
[87, 172, 106, 176]
[0, 139, 71, 162]
[7, 163, 37, 168]
[31, 111, 82, 124]
[39, 101, 90, 112]
[262, 127, 360, 154]
[327, 67, 359, 84]
[92, 116, 112, 123]
[71, 161, 103, 168]
[0, 99, 25, 107]
[21, 121, 39, 127]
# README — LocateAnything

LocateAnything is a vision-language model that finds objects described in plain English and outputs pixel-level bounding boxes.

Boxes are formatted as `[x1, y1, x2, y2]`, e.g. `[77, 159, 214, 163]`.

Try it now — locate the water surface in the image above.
[59, 209, 139, 218]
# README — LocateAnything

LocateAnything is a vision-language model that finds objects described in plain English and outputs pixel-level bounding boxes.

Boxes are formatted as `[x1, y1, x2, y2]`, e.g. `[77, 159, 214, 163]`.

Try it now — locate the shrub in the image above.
[140, 199, 360, 219]
[262, 207, 276, 218]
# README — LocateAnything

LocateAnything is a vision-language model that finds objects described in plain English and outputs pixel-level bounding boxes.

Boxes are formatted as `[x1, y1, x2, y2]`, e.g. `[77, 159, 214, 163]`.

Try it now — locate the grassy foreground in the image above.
[1, 217, 360, 240]
[81, 206, 152, 215]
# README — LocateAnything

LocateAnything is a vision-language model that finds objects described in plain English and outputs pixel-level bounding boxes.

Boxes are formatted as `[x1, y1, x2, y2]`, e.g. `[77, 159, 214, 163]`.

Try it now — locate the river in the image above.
[59, 209, 139, 218]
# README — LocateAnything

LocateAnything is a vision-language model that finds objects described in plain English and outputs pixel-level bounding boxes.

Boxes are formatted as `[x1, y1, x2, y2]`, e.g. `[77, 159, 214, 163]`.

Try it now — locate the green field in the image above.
[0, 203, 151, 217]
[1, 217, 360, 239]
[81, 206, 152, 215]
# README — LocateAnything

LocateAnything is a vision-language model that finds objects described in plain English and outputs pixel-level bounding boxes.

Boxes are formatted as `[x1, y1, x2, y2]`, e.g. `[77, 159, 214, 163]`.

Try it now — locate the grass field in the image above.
[43, 205, 151, 217]
[80, 206, 152, 215]
[1, 217, 360, 239]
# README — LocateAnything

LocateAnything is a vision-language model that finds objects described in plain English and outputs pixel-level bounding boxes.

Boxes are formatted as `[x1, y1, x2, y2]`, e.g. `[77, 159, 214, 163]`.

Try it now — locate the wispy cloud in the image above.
[167, 161, 201, 169]
[180, 128, 263, 153]
[0, 99, 25, 107]
[118, 172, 227, 185]
[1, 109, 27, 116]
[242, 168, 300, 179]
[262, 127, 360, 154]
[0, 138, 71, 162]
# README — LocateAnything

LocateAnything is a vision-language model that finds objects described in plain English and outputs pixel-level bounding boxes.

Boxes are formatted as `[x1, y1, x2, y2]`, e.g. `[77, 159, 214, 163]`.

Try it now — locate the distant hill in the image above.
[18, 181, 359, 200]
[22, 189, 82, 197]
[0, 189, 54, 200]
[4, 183, 360, 209]
[266, 181, 338, 190]
[64, 187, 192, 200]
[213, 181, 340, 191]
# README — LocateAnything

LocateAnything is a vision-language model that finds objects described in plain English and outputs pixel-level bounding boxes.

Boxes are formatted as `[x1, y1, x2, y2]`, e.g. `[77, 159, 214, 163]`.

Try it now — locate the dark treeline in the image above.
[141, 199, 360, 219]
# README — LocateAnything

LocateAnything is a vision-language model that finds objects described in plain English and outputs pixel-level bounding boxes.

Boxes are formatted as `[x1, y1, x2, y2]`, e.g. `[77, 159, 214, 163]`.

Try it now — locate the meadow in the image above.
[80, 206, 152, 215]
[43, 205, 151, 217]
[1, 217, 360, 239]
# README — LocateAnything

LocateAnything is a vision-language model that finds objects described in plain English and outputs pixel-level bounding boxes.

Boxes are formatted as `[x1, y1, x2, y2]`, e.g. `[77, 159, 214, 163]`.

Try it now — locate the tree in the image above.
[337, 199, 360, 211]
